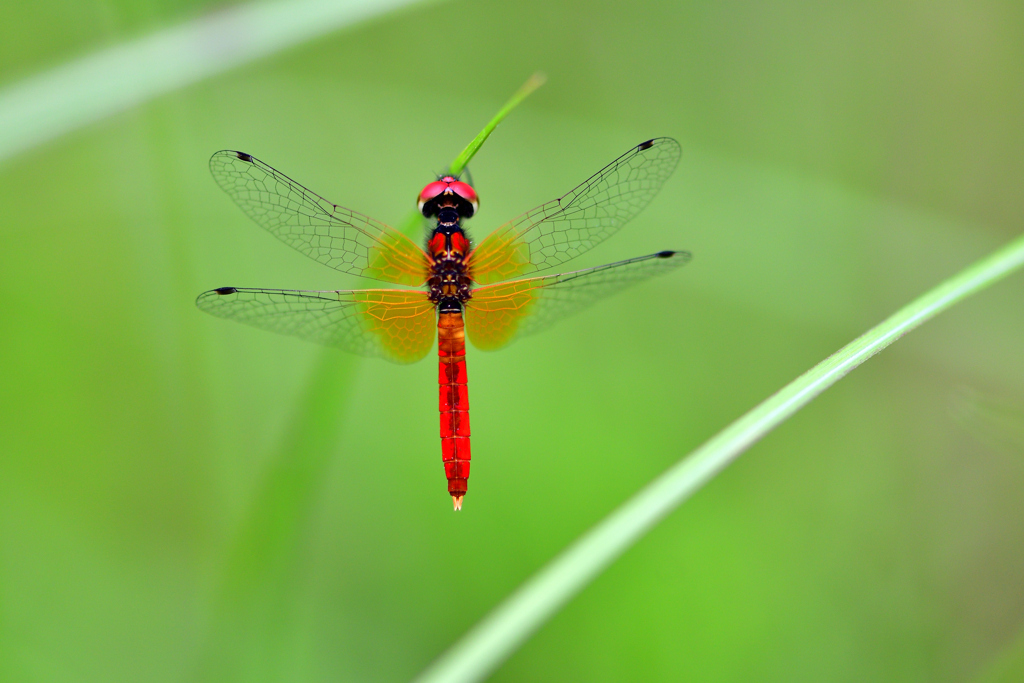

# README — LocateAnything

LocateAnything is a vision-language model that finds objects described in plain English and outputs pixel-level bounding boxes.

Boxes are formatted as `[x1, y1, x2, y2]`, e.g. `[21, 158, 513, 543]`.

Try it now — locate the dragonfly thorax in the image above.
[427, 228, 472, 305]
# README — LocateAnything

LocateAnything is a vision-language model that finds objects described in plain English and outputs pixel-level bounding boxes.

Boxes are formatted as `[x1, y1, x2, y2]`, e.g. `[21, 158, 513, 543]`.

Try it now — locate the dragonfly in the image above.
[197, 138, 690, 510]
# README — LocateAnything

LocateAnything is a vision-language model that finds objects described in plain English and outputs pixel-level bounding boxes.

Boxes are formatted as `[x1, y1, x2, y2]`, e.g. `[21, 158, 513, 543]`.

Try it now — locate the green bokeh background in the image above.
[2, 1, 1024, 681]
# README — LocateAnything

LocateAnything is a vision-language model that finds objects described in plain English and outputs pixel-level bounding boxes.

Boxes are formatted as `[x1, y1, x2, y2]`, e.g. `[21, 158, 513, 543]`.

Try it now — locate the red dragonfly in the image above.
[197, 138, 689, 509]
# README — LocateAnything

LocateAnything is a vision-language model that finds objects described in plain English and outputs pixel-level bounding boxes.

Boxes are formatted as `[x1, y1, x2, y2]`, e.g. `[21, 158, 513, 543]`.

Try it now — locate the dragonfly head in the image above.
[418, 176, 478, 219]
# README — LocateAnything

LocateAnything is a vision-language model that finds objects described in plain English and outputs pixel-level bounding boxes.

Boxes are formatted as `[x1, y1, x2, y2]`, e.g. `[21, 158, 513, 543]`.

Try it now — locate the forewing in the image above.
[196, 287, 436, 364]
[464, 250, 690, 351]
[467, 138, 682, 285]
[210, 151, 429, 286]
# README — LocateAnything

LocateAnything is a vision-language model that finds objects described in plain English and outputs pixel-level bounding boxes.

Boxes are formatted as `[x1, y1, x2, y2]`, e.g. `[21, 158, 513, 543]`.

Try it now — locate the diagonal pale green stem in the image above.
[413, 232, 1024, 683]
[399, 73, 546, 237]
[448, 72, 546, 176]
[0, 0, 432, 165]
[193, 352, 357, 681]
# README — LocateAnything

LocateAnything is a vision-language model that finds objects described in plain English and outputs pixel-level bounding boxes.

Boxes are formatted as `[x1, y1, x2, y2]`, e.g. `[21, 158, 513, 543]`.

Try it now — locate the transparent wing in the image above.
[464, 250, 690, 351]
[467, 138, 682, 285]
[210, 151, 429, 286]
[196, 287, 436, 364]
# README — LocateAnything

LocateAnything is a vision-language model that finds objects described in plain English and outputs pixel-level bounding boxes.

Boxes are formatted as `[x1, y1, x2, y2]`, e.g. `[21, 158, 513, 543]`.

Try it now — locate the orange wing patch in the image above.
[354, 290, 437, 363]
[364, 229, 432, 286]
[464, 279, 540, 351]
[466, 229, 533, 286]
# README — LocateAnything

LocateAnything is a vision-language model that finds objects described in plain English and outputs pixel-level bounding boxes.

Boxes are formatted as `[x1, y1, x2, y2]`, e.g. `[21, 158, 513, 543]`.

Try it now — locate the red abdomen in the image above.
[437, 310, 470, 510]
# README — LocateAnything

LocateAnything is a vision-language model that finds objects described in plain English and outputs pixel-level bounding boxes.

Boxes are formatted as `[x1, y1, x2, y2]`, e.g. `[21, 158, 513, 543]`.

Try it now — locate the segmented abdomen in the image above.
[437, 310, 470, 510]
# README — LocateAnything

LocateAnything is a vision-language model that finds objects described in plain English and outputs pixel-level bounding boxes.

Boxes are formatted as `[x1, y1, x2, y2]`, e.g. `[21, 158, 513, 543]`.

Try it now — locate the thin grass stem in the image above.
[448, 73, 546, 176]
[399, 73, 545, 236]
[0, 0, 429, 165]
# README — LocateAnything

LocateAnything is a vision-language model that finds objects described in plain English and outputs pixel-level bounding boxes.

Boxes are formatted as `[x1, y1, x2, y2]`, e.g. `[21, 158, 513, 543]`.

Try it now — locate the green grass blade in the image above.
[413, 232, 1024, 683]
[399, 73, 545, 237]
[973, 622, 1024, 683]
[193, 352, 356, 681]
[0, 0, 431, 165]
[448, 72, 546, 176]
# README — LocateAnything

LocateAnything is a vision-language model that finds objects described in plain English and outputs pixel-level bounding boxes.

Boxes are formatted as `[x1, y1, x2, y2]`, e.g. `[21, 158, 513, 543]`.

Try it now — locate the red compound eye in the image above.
[417, 177, 480, 217]
[418, 180, 449, 208]
[447, 181, 478, 208]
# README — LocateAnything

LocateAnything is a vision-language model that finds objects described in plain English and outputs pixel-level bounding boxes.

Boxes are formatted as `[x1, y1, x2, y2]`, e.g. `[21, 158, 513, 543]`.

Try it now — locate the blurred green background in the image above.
[2, 1, 1023, 681]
